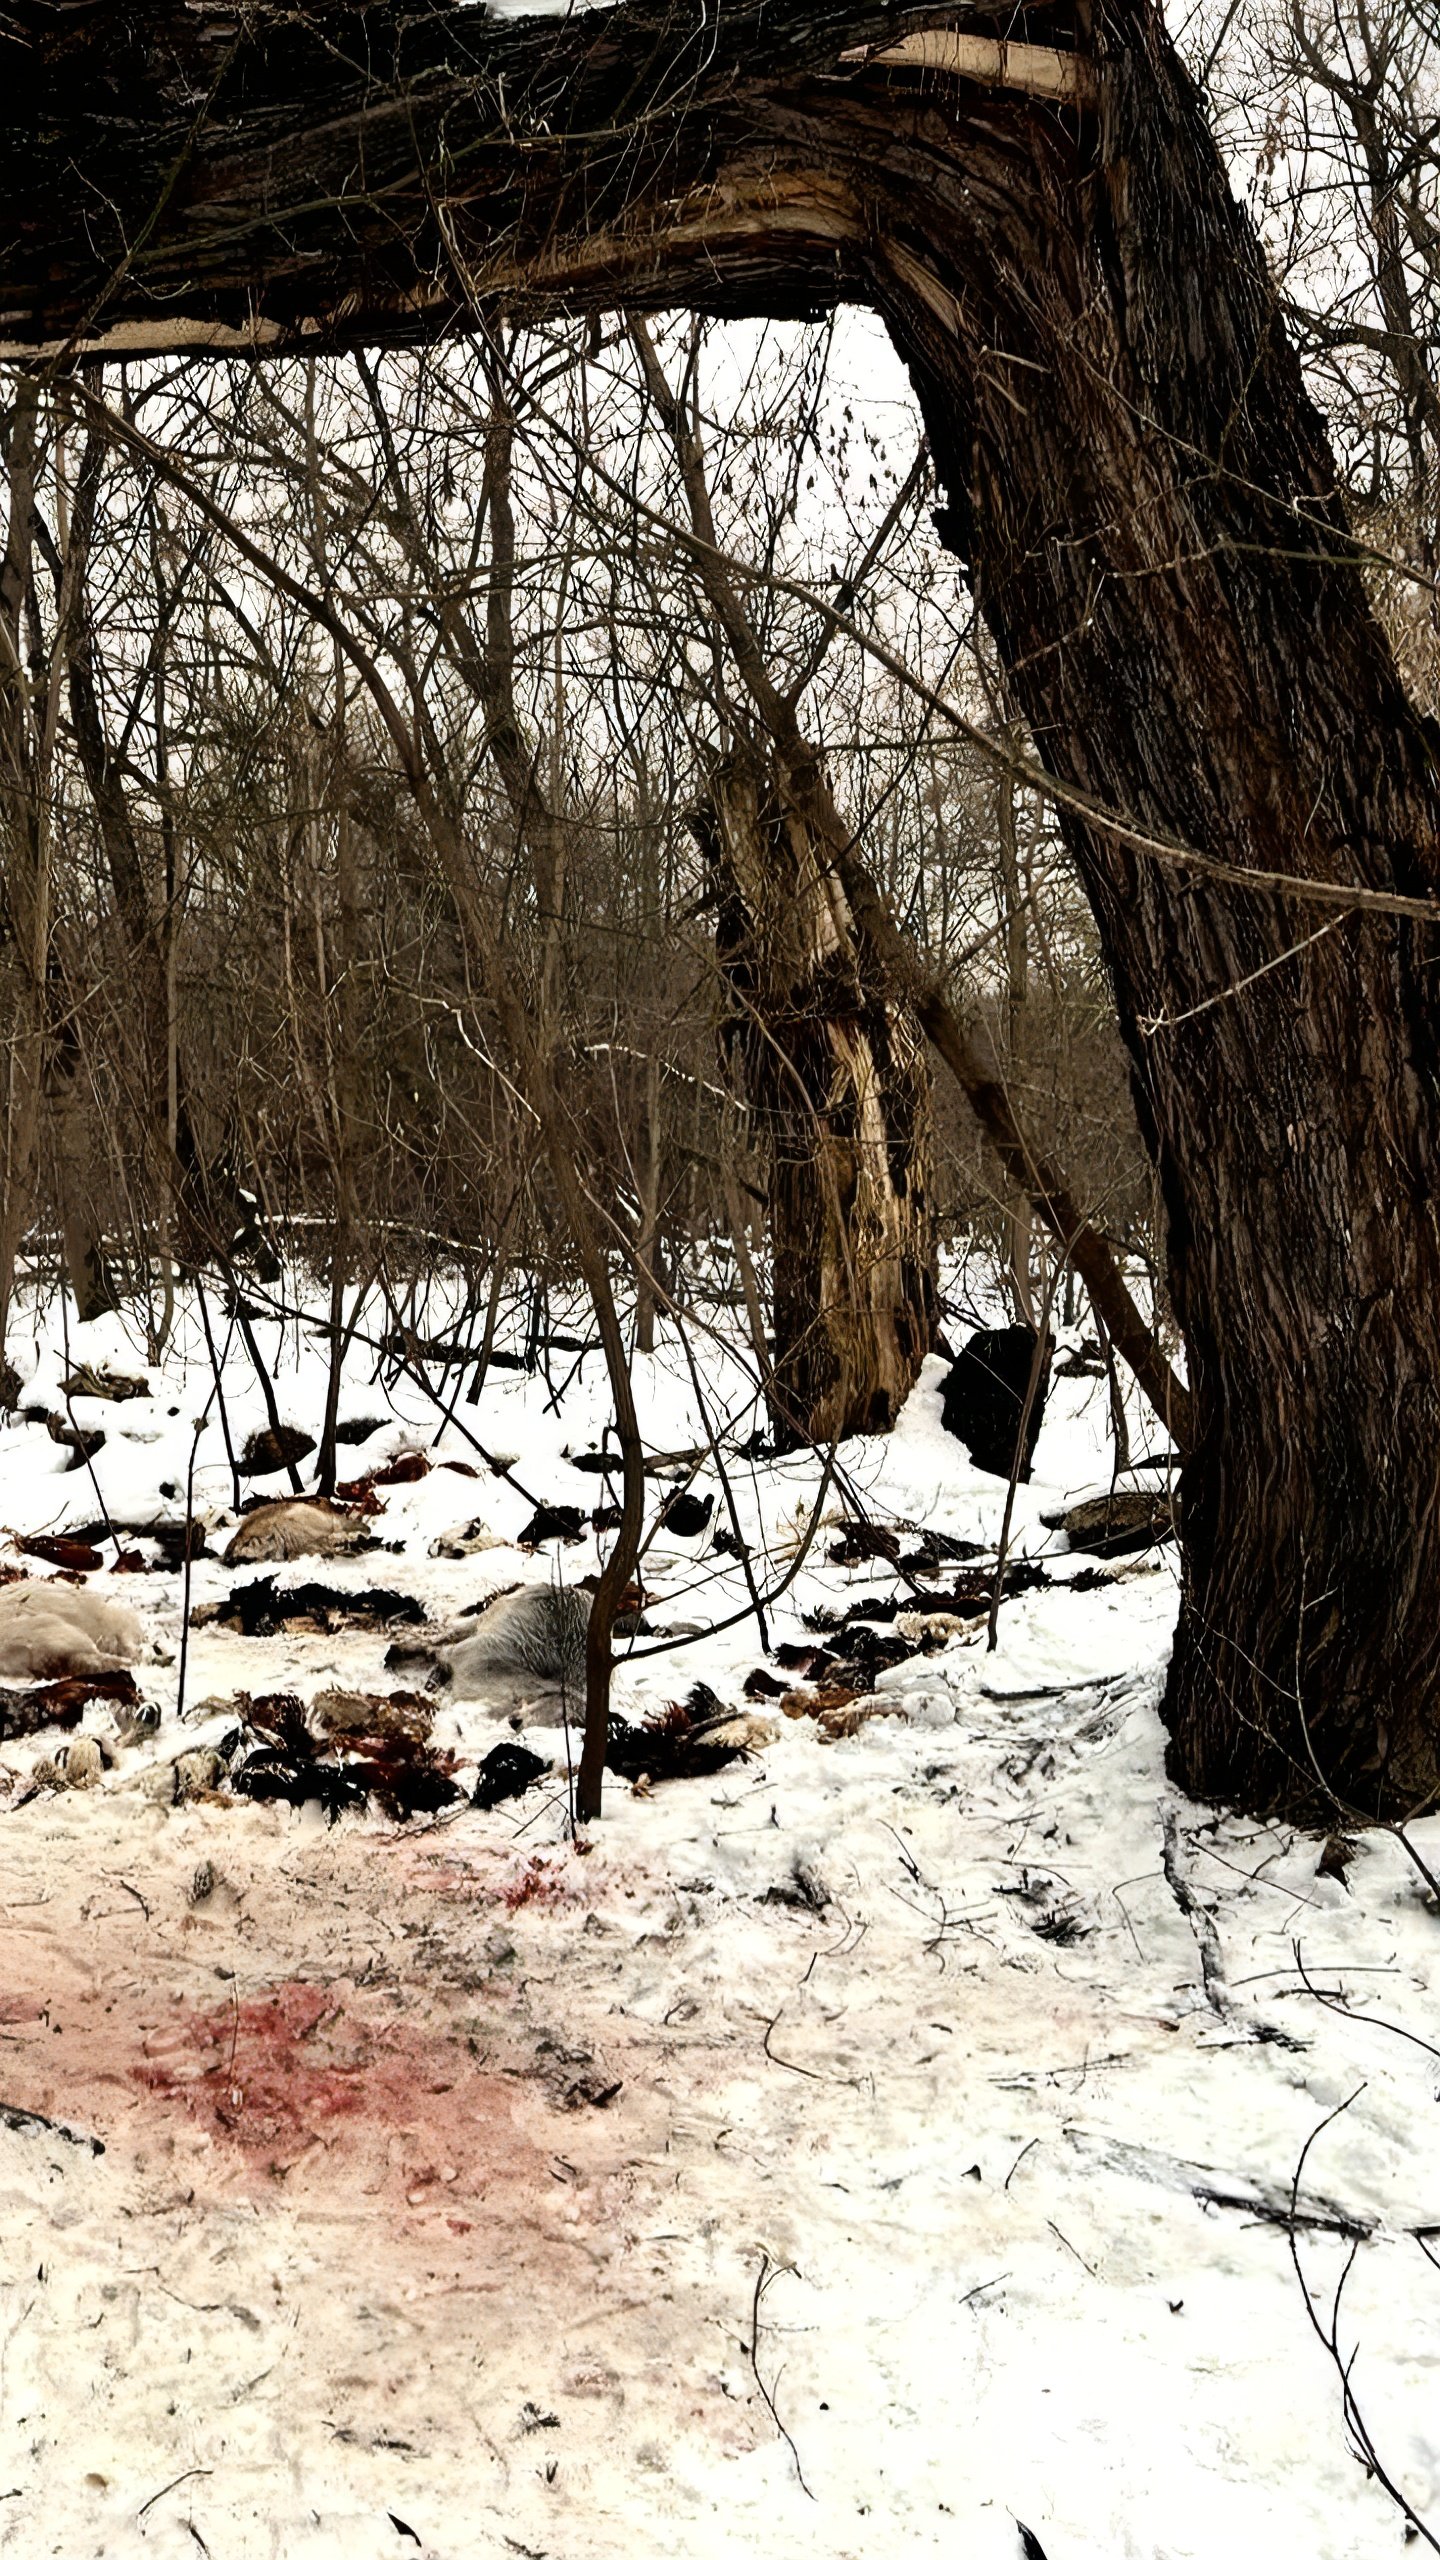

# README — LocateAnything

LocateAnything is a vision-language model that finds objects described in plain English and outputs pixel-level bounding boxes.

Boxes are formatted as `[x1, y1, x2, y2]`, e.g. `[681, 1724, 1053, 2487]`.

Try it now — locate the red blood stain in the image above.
[132, 1977, 534, 2199]
[501, 1855, 572, 1912]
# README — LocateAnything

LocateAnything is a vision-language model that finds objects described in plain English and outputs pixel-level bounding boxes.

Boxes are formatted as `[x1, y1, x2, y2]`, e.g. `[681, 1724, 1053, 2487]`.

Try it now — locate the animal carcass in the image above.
[0, 1581, 144, 1678]
[224, 1499, 370, 1566]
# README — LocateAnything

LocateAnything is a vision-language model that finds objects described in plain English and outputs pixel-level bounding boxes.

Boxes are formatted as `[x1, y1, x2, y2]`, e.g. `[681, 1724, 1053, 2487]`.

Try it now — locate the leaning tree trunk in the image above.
[700, 749, 936, 1446]
[846, 25, 1440, 1823]
[12, 0, 1440, 1817]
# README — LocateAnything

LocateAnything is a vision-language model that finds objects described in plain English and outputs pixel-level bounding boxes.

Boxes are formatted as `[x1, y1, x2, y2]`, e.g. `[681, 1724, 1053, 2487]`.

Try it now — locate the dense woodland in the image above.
[4, 0, 1440, 1822]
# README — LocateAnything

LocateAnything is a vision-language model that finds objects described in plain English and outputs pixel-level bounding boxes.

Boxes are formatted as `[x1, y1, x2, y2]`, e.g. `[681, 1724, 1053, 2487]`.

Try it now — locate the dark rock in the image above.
[518, 1503, 586, 1546]
[1050, 1489, 1176, 1556]
[473, 1742, 550, 1810]
[332, 1416, 387, 1445]
[239, 1423, 316, 1477]
[569, 1450, 619, 1475]
[657, 1490, 714, 1539]
[0, 1360, 20, 1412]
[940, 1326, 1053, 1480]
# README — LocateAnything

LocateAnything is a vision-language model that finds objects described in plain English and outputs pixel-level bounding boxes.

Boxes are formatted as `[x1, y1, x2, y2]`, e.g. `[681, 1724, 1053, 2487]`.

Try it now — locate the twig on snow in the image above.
[1288, 2091, 1440, 2552]
[749, 2252, 813, 2499]
[136, 2467, 212, 2521]
[1160, 1805, 1235, 2026]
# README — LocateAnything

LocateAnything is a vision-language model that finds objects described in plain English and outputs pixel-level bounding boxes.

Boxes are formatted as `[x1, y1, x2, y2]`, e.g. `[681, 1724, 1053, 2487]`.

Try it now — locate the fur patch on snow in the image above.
[0, 1580, 144, 1678]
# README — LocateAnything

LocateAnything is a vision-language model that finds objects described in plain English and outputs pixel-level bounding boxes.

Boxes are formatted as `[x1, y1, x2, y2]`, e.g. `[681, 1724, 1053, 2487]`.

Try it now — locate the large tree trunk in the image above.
[701, 750, 936, 1445]
[10, 1, 1440, 1817]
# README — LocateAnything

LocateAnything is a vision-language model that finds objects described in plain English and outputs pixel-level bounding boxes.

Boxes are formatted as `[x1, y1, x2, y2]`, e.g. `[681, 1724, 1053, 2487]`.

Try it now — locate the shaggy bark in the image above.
[700, 750, 936, 1444]
[10, 1, 1440, 1817]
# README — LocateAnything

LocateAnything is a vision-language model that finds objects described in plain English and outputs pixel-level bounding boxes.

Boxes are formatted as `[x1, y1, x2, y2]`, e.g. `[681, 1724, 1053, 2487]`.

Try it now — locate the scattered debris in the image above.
[1053, 1343, 1106, 1379]
[761, 1854, 831, 1913]
[16, 1532, 104, 1574]
[606, 1688, 758, 1785]
[474, 1741, 551, 1809]
[46, 1412, 105, 1467]
[0, 1668, 140, 1743]
[657, 1489, 714, 1538]
[59, 1365, 150, 1403]
[371, 1449, 430, 1487]
[149, 1520, 211, 1568]
[429, 1516, 504, 1559]
[518, 1503, 586, 1546]
[228, 1691, 463, 1822]
[26, 1733, 111, 1793]
[1317, 1832, 1358, 1886]
[829, 1520, 901, 1566]
[0, 2100, 104, 2156]
[201, 1578, 427, 1639]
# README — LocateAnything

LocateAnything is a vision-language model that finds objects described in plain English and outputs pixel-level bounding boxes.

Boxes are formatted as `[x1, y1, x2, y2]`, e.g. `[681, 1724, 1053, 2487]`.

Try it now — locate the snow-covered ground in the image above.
[0, 1276, 1435, 2559]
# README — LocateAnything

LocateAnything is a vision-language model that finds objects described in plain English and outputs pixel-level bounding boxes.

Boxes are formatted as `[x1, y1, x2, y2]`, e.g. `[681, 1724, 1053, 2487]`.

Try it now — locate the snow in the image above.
[0, 1274, 1435, 2559]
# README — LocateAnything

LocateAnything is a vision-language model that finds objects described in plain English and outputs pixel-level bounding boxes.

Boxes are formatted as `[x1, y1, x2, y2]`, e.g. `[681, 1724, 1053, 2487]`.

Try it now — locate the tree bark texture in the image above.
[10, 2, 1440, 1817]
[700, 748, 936, 1445]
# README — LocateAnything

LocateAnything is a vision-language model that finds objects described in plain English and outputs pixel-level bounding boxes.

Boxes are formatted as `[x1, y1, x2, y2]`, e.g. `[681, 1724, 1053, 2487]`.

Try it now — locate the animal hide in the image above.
[0, 1581, 143, 1678]
[224, 1499, 370, 1566]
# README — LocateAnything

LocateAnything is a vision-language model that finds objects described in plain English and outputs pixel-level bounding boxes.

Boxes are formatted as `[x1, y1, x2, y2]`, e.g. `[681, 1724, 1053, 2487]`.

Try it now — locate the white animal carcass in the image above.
[0, 1580, 143, 1678]
[444, 1583, 590, 1698]
[224, 1499, 370, 1566]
